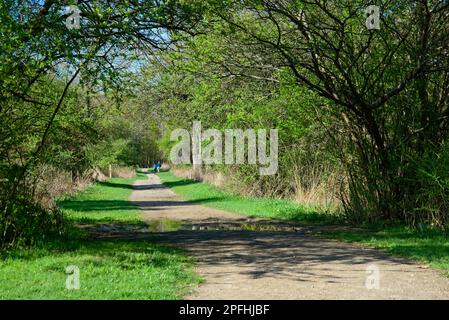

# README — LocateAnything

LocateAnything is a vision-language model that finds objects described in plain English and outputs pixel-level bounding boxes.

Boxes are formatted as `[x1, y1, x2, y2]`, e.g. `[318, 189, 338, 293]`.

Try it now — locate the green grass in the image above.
[157, 171, 331, 222]
[159, 171, 449, 277]
[0, 239, 199, 299]
[0, 172, 200, 299]
[59, 175, 145, 224]
[318, 226, 449, 276]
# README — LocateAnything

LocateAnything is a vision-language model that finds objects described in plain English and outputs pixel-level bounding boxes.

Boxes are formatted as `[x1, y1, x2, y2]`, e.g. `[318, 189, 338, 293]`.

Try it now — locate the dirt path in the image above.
[129, 173, 449, 300]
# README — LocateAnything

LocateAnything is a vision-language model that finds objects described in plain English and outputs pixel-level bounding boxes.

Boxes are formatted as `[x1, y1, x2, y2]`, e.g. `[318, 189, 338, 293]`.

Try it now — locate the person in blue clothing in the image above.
[156, 161, 161, 173]
[153, 162, 158, 173]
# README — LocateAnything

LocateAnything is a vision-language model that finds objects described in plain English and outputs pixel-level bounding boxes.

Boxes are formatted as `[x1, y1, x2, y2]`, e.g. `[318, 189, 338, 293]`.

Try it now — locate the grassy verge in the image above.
[59, 173, 147, 225]
[158, 171, 449, 277]
[157, 171, 332, 222]
[318, 226, 449, 277]
[0, 172, 200, 299]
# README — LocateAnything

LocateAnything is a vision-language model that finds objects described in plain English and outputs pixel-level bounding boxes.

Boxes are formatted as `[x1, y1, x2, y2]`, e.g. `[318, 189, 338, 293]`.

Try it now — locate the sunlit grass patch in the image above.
[59, 177, 144, 224]
[0, 172, 200, 299]
[158, 171, 330, 222]
[0, 238, 199, 299]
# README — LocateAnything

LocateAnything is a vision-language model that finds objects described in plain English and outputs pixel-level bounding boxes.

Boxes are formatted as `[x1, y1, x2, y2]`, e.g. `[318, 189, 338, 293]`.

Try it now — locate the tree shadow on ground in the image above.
[143, 230, 425, 283]
[161, 179, 200, 188]
[98, 179, 199, 190]
[60, 198, 225, 213]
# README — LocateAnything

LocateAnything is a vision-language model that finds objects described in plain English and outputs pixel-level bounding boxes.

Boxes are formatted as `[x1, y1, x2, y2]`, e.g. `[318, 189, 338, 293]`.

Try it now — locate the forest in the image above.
[1, 0, 449, 301]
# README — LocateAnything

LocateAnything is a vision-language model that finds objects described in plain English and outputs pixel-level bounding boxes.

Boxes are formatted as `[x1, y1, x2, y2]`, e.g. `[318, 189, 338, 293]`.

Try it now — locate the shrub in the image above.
[0, 183, 67, 249]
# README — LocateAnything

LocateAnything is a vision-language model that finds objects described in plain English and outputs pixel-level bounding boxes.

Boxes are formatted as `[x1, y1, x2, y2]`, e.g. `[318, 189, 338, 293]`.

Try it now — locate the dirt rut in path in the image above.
[129, 173, 449, 300]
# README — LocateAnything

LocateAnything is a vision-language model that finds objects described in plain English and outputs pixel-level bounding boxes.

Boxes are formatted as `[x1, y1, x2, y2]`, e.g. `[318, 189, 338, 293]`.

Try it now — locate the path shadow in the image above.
[98, 181, 168, 190]
[60, 200, 136, 212]
[132, 198, 225, 210]
[150, 230, 418, 282]
[161, 180, 200, 188]
[98, 181, 135, 189]
[91, 229, 418, 284]
[60, 198, 224, 212]
[98, 180, 199, 191]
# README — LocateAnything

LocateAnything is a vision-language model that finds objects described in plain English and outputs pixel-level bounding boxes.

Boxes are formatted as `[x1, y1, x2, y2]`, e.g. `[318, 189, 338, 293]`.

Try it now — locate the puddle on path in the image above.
[147, 219, 183, 232]
[81, 220, 303, 237]
[146, 220, 301, 233]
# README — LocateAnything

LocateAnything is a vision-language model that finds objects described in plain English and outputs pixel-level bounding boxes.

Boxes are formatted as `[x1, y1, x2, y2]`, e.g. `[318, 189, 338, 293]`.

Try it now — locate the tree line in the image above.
[1, 0, 449, 247]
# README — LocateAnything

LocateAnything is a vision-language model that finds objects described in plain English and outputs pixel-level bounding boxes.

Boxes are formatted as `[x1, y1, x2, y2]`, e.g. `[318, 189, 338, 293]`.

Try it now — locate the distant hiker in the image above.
[156, 161, 161, 173]
[153, 163, 158, 173]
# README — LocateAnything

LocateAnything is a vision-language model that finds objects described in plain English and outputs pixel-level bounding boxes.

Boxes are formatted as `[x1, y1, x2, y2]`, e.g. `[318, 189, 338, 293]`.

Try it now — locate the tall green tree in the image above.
[194, 0, 449, 224]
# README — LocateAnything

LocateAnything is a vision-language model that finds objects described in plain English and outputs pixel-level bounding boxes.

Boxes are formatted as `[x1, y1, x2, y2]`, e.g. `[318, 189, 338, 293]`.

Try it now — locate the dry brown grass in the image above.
[291, 170, 342, 213]
[32, 165, 95, 209]
[171, 166, 226, 188]
[98, 166, 136, 179]
[110, 166, 136, 179]
[170, 164, 342, 213]
[160, 163, 171, 172]
[171, 167, 230, 188]
[31, 165, 137, 209]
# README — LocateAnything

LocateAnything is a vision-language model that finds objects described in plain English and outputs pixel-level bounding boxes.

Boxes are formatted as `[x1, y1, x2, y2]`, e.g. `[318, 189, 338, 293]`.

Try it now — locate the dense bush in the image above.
[0, 184, 66, 248]
[141, 2, 449, 227]
[2, 0, 449, 249]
